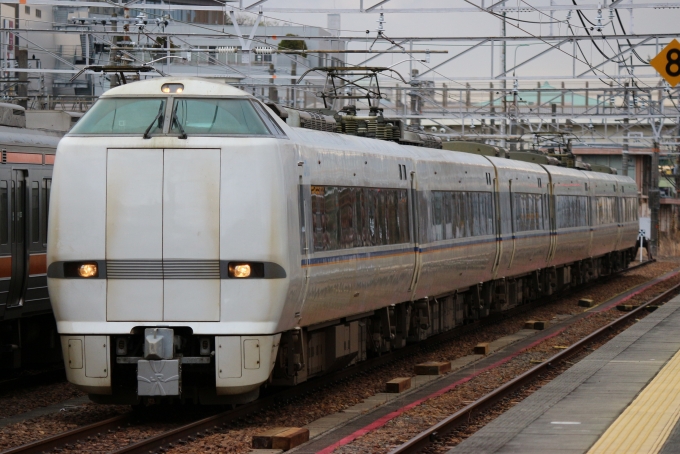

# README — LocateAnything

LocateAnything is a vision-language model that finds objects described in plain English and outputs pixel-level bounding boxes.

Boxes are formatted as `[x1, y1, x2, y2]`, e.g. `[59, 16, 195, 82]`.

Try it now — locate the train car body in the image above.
[0, 104, 61, 368]
[47, 78, 638, 404]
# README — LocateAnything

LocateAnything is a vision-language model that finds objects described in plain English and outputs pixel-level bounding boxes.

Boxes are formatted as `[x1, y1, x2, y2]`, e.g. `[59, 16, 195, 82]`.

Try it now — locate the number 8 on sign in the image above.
[666, 49, 680, 78]
[651, 39, 680, 87]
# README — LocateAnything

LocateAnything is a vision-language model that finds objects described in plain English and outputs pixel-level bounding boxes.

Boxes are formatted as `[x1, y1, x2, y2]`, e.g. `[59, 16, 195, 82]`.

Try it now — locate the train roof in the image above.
[100, 77, 251, 98]
[0, 124, 61, 149]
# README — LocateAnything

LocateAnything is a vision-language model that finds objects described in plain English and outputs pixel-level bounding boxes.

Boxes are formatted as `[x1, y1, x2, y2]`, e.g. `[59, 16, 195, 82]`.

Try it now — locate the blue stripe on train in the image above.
[301, 225, 629, 266]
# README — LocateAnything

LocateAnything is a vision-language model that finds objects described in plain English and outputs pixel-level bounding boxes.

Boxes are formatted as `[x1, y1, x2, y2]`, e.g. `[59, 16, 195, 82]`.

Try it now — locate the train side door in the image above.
[614, 190, 623, 251]
[7, 170, 28, 308]
[0, 169, 11, 317]
[547, 180, 557, 264]
[507, 179, 517, 270]
[491, 171, 502, 277]
[294, 160, 311, 319]
[408, 170, 422, 298]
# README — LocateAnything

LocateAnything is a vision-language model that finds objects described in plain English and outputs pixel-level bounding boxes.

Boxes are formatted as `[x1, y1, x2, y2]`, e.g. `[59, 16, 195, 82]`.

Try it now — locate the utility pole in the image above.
[501, 12, 507, 148]
[622, 117, 629, 176]
[17, 49, 27, 109]
[622, 82, 630, 176]
[650, 140, 660, 258]
[675, 122, 680, 198]
[291, 56, 297, 108]
[268, 63, 278, 103]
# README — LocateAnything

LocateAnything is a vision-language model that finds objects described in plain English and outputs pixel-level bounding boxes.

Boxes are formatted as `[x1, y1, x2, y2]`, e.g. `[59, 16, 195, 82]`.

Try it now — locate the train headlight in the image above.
[78, 263, 98, 278]
[227, 262, 265, 278]
[161, 83, 184, 94]
[232, 264, 251, 278]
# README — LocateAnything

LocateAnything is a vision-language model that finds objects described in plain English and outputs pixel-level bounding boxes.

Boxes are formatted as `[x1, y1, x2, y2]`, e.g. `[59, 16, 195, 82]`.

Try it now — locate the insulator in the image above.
[254, 47, 274, 55]
[217, 46, 237, 54]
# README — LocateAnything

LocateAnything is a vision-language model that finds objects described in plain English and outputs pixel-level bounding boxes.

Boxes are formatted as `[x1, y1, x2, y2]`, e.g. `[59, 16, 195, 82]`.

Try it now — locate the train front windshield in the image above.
[69, 98, 166, 135]
[170, 99, 270, 135]
[70, 97, 282, 137]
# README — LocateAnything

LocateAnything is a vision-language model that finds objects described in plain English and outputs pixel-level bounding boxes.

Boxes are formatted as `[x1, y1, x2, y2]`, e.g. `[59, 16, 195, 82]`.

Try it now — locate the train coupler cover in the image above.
[137, 359, 181, 396]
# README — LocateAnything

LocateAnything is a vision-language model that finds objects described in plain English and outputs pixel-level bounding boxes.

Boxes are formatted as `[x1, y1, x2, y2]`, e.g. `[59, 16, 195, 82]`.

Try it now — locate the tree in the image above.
[278, 34, 307, 58]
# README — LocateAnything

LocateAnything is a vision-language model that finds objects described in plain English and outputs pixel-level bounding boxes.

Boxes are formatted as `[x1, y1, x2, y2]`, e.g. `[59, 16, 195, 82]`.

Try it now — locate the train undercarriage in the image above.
[271, 248, 637, 388]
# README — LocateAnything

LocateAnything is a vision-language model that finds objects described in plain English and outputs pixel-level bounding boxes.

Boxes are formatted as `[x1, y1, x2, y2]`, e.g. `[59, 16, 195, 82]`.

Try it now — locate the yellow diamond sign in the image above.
[651, 39, 680, 87]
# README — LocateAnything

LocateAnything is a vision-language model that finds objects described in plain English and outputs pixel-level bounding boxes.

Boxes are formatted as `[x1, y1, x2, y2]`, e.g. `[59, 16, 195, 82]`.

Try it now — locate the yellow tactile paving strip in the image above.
[588, 347, 680, 454]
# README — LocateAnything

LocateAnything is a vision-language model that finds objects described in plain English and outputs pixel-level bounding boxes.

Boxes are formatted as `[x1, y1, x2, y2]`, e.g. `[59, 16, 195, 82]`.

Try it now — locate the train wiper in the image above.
[171, 104, 187, 140]
[142, 104, 165, 139]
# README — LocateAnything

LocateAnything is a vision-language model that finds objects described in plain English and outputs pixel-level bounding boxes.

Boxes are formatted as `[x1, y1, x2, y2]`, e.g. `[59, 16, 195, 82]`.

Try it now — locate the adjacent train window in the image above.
[13, 181, 24, 244]
[311, 185, 409, 252]
[31, 181, 39, 243]
[171, 99, 271, 135]
[0, 181, 7, 245]
[69, 98, 166, 135]
[595, 196, 617, 225]
[621, 197, 638, 222]
[512, 193, 548, 232]
[556, 195, 589, 228]
[431, 191, 494, 240]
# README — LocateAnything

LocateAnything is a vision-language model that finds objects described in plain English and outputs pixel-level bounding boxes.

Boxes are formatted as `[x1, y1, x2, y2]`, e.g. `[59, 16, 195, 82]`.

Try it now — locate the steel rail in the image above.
[1, 260, 653, 454]
[0, 366, 65, 396]
[389, 267, 680, 454]
[0, 414, 133, 454]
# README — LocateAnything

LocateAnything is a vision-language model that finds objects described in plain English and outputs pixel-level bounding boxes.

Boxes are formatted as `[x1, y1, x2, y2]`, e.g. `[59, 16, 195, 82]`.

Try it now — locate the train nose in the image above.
[105, 148, 221, 322]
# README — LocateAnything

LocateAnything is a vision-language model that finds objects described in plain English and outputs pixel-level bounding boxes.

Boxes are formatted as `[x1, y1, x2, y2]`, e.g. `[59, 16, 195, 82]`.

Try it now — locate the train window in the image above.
[354, 189, 366, 247]
[15, 181, 24, 244]
[376, 189, 387, 245]
[397, 190, 409, 243]
[339, 187, 355, 248]
[298, 184, 306, 254]
[595, 196, 617, 225]
[0, 181, 7, 245]
[432, 192, 443, 241]
[311, 185, 409, 252]
[171, 99, 270, 135]
[31, 181, 39, 243]
[622, 197, 638, 222]
[251, 101, 286, 136]
[512, 193, 546, 232]
[556, 195, 589, 228]
[69, 98, 166, 135]
[431, 191, 494, 240]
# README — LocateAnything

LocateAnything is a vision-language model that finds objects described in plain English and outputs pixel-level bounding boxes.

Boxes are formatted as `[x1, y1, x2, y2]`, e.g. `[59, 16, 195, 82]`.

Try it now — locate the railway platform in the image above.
[450, 293, 680, 454]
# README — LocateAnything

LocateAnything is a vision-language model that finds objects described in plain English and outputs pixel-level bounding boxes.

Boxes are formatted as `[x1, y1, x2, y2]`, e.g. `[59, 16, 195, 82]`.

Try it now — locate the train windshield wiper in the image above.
[142, 103, 165, 139]
[171, 104, 188, 139]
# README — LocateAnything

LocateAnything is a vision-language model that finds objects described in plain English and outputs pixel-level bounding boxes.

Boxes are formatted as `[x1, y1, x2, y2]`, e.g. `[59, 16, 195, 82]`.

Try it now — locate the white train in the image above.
[47, 77, 639, 404]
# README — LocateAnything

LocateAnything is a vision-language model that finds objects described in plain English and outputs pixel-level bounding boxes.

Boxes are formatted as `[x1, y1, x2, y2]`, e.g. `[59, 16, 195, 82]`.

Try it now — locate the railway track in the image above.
[0, 366, 65, 396]
[388, 267, 680, 454]
[0, 260, 656, 454]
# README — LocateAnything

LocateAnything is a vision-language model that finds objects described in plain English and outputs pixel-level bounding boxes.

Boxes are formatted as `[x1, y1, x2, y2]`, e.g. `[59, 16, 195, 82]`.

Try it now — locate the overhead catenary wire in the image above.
[571, 0, 623, 63]
[464, 0, 680, 125]
[7, 0, 679, 128]
[614, 8, 649, 65]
